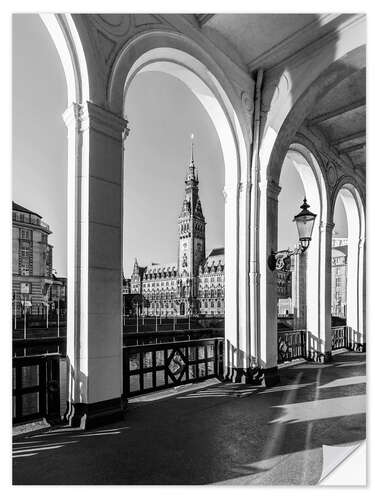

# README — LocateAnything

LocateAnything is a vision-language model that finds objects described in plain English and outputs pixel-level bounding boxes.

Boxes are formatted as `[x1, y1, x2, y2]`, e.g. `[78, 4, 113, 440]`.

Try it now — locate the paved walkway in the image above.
[13, 351, 366, 485]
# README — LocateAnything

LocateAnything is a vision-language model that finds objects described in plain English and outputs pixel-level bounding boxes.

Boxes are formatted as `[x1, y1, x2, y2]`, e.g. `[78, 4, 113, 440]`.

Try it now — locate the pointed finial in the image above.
[190, 133, 194, 164]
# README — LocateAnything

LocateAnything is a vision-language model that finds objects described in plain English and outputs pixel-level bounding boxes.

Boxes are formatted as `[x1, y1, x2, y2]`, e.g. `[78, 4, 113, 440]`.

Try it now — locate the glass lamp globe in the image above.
[293, 198, 317, 251]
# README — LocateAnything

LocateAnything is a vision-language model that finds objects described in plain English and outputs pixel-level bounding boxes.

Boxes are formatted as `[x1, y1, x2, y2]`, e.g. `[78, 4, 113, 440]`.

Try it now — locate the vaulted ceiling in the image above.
[194, 14, 366, 173]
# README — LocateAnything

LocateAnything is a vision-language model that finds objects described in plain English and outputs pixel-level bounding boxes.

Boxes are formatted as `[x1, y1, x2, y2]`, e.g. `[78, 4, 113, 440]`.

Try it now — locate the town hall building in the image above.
[124, 142, 224, 317]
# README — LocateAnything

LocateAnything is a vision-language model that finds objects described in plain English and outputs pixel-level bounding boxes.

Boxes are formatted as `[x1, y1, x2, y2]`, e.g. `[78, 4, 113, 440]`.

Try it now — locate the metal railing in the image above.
[123, 337, 223, 397]
[331, 326, 348, 350]
[123, 328, 224, 346]
[277, 330, 306, 363]
[13, 337, 66, 357]
[13, 353, 61, 424]
[122, 316, 224, 334]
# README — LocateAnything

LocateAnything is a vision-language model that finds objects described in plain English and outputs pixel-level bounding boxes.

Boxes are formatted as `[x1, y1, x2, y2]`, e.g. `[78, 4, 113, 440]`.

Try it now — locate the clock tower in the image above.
[177, 135, 206, 309]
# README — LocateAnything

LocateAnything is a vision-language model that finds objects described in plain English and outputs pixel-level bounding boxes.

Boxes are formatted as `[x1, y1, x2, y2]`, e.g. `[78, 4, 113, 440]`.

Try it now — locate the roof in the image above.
[203, 248, 225, 270]
[144, 262, 178, 274]
[332, 246, 347, 258]
[12, 202, 41, 219]
[208, 247, 224, 258]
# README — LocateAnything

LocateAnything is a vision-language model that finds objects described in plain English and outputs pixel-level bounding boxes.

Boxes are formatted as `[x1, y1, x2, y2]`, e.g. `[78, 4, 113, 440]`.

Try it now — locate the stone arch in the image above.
[261, 39, 366, 183]
[257, 34, 365, 369]
[331, 175, 365, 219]
[332, 181, 365, 348]
[107, 32, 251, 377]
[279, 143, 332, 360]
[40, 14, 90, 104]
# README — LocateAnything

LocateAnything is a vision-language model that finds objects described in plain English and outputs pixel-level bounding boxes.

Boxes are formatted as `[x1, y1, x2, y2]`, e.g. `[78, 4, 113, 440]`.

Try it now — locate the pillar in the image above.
[63, 101, 129, 429]
[223, 184, 240, 381]
[234, 180, 252, 382]
[258, 179, 281, 386]
[357, 236, 366, 349]
[291, 250, 306, 330]
[314, 220, 334, 361]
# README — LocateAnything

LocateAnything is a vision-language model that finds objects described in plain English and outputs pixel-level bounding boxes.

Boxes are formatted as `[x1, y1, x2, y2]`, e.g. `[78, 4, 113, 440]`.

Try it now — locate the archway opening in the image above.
[123, 70, 225, 324]
[119, 47, 247, 389]
[278, 144, 328, 361]
[13, 14, 68, 328]
[332, 185, 365, 349]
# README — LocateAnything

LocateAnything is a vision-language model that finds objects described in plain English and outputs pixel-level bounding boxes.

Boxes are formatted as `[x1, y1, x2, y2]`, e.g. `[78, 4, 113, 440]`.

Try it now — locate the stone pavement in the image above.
[13, 351, 366, 485]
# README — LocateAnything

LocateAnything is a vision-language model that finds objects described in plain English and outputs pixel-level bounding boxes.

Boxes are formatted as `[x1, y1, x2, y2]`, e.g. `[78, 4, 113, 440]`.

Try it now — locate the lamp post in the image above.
[268, 198, 317, 271]
[13, 293, 17, 330]
[57, 288, 60, 338]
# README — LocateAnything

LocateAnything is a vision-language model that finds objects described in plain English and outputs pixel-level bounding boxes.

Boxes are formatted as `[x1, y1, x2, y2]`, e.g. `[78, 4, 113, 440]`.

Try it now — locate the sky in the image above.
[13, 14, 347, 279]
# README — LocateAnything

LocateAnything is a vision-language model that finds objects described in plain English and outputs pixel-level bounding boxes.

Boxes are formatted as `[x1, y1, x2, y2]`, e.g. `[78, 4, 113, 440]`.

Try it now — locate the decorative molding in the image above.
[327, 163, 337, 187]
[63, 101, 129, 143]
[62, 102, 81, 128]
[266, 179, 281, 200]
[96, 29, 118, 64]
[320, 221, 335, 233]
[134, 14, 163, 29]
[91, 14, 132, 38]
[241, 90, 254, 122]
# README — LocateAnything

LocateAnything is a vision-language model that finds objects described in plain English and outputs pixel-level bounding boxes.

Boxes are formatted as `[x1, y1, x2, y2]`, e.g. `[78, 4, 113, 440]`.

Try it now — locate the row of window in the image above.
[139, 275, 224, 289]
[143, 289, 224, 299]
[148, 300, 223, 309]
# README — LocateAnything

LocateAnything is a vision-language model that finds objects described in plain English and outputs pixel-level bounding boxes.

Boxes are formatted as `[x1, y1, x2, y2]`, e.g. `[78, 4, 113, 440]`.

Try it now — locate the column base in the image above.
[262, 366, 280, 387]
[65, 395, 127, 430]
[230, 367, 263, 384]
[224, 366, 279, 386]
[352, 342, 366, 353]
[307, 350, 332, 363]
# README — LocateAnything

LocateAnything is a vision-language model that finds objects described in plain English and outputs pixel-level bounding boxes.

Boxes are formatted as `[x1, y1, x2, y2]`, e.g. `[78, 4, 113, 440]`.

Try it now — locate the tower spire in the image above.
[190, 133, 194, 165]
[186, 133, 197, 182]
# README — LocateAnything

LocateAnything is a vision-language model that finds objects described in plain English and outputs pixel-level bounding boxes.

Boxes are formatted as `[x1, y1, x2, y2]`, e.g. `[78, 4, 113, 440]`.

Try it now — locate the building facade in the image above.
[124, 145, 224, 317]
[12, 202, 65, 316]
[331, 237, 348, 318]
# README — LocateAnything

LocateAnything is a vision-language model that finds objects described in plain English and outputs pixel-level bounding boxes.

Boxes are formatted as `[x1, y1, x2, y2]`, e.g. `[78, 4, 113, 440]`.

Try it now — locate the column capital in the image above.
[63, 101, 130, 143]
[320, 221, 335, 233]
[223, 184, 238, 203]
[260, 178, 281, 200]
[238, 180, 252, 194]
[63, 102, 81, 128]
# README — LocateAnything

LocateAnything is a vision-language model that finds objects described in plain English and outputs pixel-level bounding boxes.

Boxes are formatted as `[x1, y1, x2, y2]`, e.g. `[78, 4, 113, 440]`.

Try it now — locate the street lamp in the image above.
[268, 198, 317, 271]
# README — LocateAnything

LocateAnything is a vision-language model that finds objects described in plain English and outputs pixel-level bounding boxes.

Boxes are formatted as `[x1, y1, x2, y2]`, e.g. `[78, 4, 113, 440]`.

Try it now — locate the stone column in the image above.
[292, 250, 307, 330]
[63, 101, 129, 429]
[234, 180, 252, 382]
[315, 221, 334, 361]
[357, 236, 366, 349]
[223, 184, 240, 381]
[258, 179, 281, 386]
